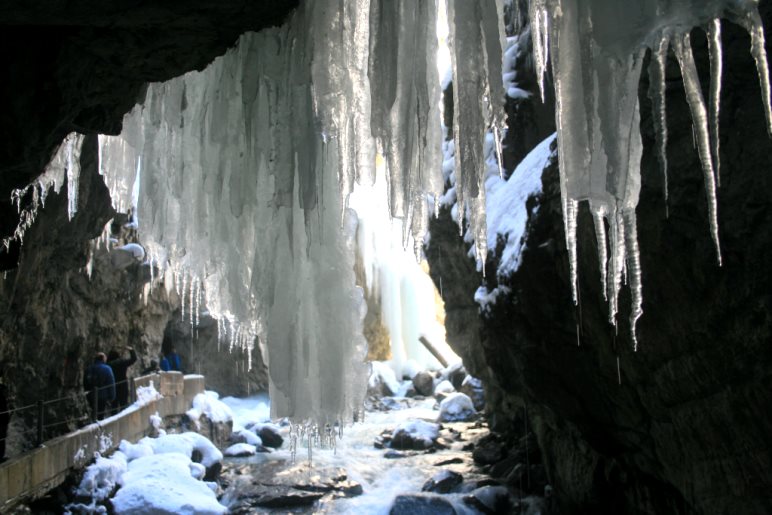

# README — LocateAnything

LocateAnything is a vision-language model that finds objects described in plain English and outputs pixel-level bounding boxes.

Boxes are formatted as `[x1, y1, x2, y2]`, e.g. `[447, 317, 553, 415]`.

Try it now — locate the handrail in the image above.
[0, 373, 180, 460]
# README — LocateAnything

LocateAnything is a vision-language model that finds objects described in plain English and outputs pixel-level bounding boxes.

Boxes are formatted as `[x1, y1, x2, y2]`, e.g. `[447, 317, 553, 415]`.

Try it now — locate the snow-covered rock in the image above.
[224, 443, 257, 457]
[391, 420, 440, 450]
[140, 432, 223, 468]
[439, 393, 476, 422]
[368, 361, 401, 397]
[186, 391, 234, 429]
[231, 428, 263, 447]
[112, 453, 226, 514]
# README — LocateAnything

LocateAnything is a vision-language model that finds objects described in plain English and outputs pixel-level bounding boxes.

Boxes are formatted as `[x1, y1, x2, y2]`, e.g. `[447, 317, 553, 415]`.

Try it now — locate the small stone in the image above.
[384, 449, 407, 459]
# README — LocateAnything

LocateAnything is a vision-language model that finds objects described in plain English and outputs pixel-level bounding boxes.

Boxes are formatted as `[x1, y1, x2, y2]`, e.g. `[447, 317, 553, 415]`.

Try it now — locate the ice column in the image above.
[100, 5, 370, 422]
[368, 0, 444, 254]
[447, 0, 507, 266]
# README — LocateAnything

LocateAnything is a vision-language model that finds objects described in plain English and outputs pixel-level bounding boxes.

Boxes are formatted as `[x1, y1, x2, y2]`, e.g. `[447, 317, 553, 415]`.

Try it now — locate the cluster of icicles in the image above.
[287, 418, 347, 464]
[6, 0, 771, 418]
[526, 0, 771, 349]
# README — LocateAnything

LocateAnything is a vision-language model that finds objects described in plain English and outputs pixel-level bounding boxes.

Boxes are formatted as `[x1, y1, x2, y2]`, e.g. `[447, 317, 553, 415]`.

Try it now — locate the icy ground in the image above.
[219, 395, 496, 514]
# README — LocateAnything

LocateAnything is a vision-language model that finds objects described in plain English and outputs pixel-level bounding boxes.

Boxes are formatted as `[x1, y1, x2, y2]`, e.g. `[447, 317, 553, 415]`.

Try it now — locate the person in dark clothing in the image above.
[160, 346, 183, 373]
[0, 378, 12, 462]
[84, 353, 116, 420]
[107, 346, 137, 413]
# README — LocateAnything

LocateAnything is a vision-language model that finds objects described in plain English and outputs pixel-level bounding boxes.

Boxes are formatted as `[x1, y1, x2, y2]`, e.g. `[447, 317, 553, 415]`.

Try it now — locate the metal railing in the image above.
[0, 377, 140, 456]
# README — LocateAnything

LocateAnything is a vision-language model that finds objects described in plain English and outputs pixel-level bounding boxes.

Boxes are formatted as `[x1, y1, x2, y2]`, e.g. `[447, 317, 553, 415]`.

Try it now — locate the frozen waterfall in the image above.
[10, 0, 772, 419]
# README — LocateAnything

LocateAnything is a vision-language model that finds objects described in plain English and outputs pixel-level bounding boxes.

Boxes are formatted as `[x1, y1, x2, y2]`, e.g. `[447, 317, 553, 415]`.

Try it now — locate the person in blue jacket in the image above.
[160, 346, 183, 373]
[84, 352, 116, 420]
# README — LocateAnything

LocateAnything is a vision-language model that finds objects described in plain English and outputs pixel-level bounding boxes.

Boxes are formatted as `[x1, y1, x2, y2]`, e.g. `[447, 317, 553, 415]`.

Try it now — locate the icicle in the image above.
[493, 126, 505, 179]
[616, 355, 622, 385]
[707, 19, 723, 187]
[648, 36, 670, 208]
[734, 3, 772, 136]
[623, 210, 643, 351]
[607, 208, 626, 327]
[589, 201, 608, 302]
[672, 33, 722, 266]
[564, 198, 579, 305]
[189, 276, 196, 327]
[180, 273, 188, 321]
[65, 134, 81, 220]
[528, 0, 550, 102]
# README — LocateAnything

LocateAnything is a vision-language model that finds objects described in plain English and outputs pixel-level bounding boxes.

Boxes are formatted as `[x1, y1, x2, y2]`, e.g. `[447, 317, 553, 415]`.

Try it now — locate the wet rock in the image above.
[390, 493, 458, 515]
[226, 462, 363, 510]
[463, 486, 516, 515]
[254, 423, 284, 448]
[390, 420, 440, 450]
[231, 485, 325, 509]
[473, 435, 507, 465]
[490, 456, 519, 479]
[434, 456, 464, 466]
[422, 469, 463, 494]
[439, 393, 477, 422]
[384, 449, 407, 459]
[412, 371, 435, 397]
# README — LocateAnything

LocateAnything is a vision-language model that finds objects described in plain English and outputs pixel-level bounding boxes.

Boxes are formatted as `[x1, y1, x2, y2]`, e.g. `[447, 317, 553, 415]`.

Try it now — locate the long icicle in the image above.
[707, 19, 723, 187]
[673, 33, 722, 266]
[648, 36, 669, 210]
[736, 4, 772, 136]
[589, 201, 609, 302]
[623, 209, 643, 351]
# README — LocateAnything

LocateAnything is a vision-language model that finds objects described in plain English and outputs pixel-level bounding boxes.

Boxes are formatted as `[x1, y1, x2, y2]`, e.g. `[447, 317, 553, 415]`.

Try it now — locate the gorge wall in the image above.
[0, 2, 291, 451]
[427, 3, 772, 514]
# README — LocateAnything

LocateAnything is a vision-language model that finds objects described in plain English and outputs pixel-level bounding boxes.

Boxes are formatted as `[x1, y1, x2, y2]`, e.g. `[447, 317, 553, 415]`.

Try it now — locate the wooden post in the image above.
[418, 335, 449, 368]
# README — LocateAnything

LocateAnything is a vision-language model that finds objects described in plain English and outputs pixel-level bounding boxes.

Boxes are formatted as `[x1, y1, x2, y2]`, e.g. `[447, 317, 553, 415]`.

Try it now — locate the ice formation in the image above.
[528, 0, 770, 348]
[16, 0, 770, 419]
[3, 132, 83, 250]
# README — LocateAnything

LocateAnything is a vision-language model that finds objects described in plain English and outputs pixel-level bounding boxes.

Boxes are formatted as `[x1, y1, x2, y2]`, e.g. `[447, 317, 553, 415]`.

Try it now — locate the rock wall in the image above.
[427, 6, 772, 515]
[0, 137, 178, 452]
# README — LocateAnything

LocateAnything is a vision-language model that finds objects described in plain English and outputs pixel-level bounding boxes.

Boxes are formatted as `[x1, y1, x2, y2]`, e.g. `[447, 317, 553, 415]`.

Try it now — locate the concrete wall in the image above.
[0, 372, 205, 509]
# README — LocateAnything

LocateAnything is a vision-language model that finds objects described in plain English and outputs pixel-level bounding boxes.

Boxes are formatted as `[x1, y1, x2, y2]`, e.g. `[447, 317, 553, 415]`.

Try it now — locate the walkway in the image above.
[0, 372, 204, 510]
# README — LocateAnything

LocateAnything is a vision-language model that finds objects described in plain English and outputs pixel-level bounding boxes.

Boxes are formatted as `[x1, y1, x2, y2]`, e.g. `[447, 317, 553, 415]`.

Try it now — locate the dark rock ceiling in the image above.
[0, 0, 298, 267]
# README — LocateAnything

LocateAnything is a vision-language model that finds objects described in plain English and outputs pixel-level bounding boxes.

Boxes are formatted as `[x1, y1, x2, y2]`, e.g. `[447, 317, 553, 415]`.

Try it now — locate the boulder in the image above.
[422, 470, 463, 494]
[439, 393, 476, 422]
[391, 420, 440, 450]
[463, 486, 515, 515]
[255, 424, 284, 448]
[412, 371, 435, 396]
